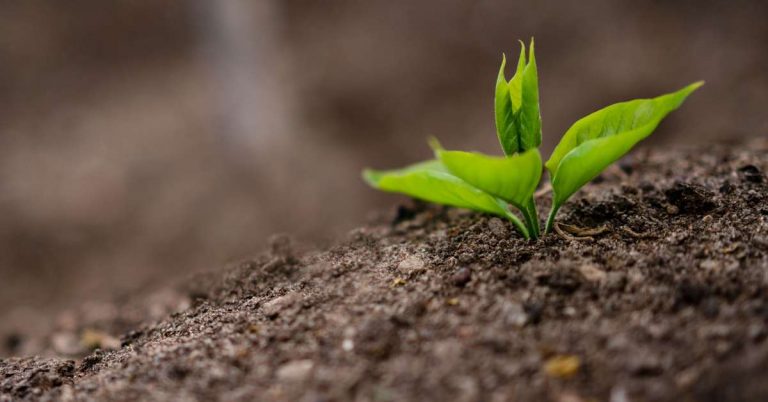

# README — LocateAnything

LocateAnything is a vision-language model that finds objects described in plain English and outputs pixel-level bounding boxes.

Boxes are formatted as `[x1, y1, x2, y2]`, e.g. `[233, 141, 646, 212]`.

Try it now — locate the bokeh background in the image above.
[1, 0, 766, 335]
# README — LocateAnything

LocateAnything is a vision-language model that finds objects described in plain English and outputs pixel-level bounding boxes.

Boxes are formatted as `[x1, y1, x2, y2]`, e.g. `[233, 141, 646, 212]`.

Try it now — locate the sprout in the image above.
[363, 39, 701, 240]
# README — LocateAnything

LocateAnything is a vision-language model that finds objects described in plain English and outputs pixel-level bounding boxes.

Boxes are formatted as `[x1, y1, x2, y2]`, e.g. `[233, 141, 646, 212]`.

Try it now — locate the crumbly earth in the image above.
[1, 140, 767, 402]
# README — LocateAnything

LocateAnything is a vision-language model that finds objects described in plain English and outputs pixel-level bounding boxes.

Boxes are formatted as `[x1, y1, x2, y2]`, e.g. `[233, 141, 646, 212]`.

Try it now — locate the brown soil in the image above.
[2, 139, 767, 402]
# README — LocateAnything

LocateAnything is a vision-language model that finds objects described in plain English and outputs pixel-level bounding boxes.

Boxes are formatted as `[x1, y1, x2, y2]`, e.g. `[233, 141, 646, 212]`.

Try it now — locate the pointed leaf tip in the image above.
[528, 38, 536, 62]
[362, 169, 383, 186]
[427, 136, 444, 152]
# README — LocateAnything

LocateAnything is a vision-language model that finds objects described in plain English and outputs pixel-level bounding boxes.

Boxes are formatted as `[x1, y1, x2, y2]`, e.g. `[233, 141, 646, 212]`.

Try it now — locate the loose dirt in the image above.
[2, 139, 767, 402]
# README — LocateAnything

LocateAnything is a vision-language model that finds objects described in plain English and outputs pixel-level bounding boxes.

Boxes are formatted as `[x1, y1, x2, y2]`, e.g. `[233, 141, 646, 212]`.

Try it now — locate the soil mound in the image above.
[2, 140, 767, 401]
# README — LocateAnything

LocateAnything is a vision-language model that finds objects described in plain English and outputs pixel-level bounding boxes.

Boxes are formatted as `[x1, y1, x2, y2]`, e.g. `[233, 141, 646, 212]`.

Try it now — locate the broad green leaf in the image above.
[547, 81, 703, 206]
[435, 148, 542, 208]
[494, 40, 541, 155]
[362, 160, 513, 219]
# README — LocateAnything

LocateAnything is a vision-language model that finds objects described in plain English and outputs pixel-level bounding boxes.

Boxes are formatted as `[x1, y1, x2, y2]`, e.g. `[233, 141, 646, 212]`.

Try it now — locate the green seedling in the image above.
[363, 39, 702, 240]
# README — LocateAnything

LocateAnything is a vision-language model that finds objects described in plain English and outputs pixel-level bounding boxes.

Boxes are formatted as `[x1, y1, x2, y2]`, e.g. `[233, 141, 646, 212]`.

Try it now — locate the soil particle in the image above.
[1, 140, 767, 401]
[577, 262, 606, 283]
[354, 316, 399, 359]
[449, 267, 472, 287]
[498, 300, 528, 327]
[604, 272, 627, 291]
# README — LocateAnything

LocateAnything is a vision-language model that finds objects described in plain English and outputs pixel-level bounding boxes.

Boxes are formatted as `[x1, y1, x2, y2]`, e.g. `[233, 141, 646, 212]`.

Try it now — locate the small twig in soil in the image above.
[620, 225, 655, 239]
[559, 223, 609, 237]
[719, 243, 741, 254]
[554, 222, 595, 242]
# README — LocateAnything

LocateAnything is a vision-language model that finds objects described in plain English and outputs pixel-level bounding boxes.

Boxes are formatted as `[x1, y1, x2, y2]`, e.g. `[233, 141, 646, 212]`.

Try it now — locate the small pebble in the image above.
[391, 277, 407, 287]
[501, 301, 528, 327]
[700, 259, 720, 271]
[262, 292, 300, 318]
[276, 359, 314, 382]
[544, 355, 580, 378]
[397, 256, 426, 275]
[676, 367, 700, 388]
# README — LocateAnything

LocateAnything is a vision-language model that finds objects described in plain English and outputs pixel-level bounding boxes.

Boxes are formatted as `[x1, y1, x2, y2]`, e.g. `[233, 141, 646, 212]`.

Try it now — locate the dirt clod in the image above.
[450, 267, 472, 287]
[738, 164, 764, 183]
[665, 181, 717, 214]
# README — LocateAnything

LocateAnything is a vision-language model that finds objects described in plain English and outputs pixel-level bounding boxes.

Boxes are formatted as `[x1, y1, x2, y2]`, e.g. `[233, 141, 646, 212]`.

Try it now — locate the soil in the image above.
[1, 139, 767, 402]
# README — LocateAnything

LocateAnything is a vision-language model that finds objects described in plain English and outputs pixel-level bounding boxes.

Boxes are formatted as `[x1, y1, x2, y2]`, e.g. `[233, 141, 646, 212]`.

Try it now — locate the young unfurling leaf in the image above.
[544, 82, 703, 232]
[363, 160, 530, 238]
[495, 40, 541, 156]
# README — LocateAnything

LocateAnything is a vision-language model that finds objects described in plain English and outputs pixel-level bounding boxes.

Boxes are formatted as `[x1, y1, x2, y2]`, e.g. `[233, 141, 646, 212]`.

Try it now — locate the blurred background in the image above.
[1, 0, 766, 335]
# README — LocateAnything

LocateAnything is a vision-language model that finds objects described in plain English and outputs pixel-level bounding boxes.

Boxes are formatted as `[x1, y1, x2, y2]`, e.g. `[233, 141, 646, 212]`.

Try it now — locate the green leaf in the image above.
[494, 40, 541, 155]
[495, 54, 520, 156]
[519, 39, 541, 152]
[508, 43, 527, 111]
[363, 160, 514, 219]
[435, 148, 542, 209]
[546, 81, 703, 207]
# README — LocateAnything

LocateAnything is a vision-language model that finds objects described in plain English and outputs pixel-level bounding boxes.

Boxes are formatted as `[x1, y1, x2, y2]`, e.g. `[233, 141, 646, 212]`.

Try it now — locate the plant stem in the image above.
[518, 205, 534, 239]
[544, 203, 560, 234]
[523, 197, 540, 238]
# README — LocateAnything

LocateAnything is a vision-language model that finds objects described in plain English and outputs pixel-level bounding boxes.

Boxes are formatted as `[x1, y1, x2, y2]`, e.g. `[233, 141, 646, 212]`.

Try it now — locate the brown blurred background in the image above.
[1, 1, 766, 334]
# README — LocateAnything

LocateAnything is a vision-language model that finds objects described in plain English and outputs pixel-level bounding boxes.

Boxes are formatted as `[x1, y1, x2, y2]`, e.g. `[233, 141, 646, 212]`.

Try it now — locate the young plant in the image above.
[363, 39, 701, 240]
